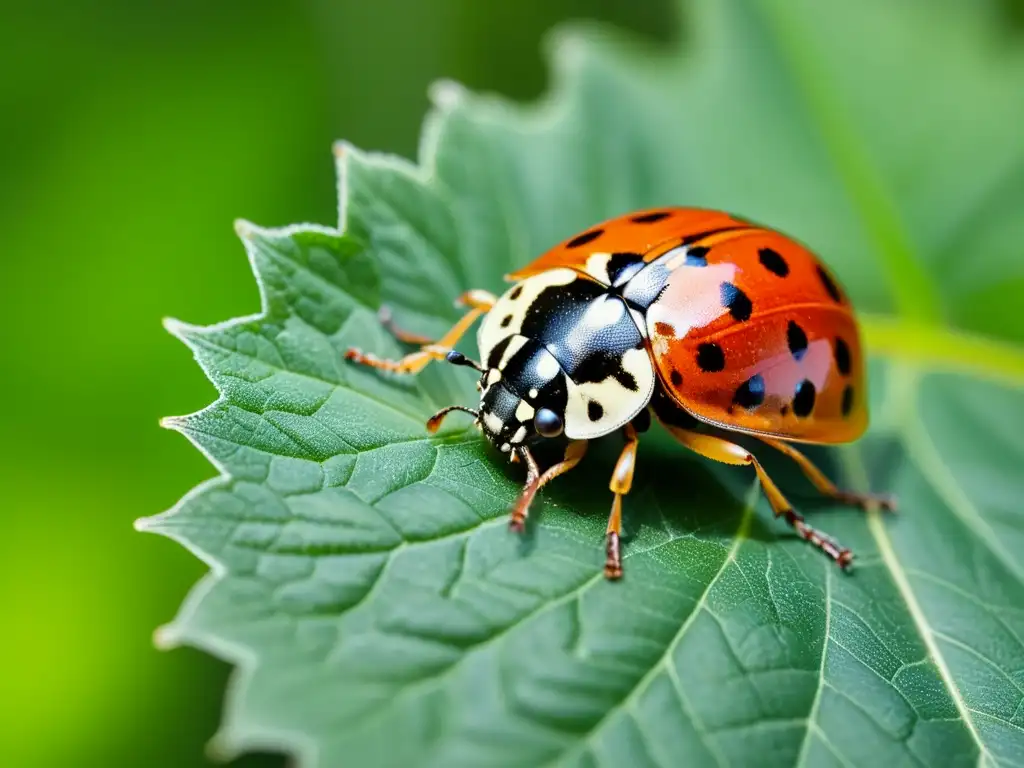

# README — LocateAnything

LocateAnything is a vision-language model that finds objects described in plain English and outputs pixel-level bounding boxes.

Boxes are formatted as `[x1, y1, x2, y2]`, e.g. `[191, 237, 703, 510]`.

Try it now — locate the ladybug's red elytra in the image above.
[346, 207, 895, 579]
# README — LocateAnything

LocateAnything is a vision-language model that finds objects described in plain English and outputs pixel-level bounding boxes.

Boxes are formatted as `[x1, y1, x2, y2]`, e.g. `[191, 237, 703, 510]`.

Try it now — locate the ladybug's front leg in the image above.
[664, 426, 855, 569]
[604, 423, 639, 580]
[345, 289, 496, 375]
[508, 441, 588, 531]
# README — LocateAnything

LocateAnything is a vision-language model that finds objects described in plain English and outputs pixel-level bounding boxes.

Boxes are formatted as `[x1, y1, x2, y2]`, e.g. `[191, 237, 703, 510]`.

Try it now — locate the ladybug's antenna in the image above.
[426, 404, 480, 433]
[445, 350, 486, 373]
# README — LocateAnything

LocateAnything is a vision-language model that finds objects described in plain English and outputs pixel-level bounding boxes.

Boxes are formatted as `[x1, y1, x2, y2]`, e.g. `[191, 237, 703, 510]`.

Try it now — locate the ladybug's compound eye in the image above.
[534, 408, 564, 438]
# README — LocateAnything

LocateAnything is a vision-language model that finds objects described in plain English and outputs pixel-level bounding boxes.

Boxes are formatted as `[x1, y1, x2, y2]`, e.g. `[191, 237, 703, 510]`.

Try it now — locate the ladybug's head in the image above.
[427, 348, 568, 460]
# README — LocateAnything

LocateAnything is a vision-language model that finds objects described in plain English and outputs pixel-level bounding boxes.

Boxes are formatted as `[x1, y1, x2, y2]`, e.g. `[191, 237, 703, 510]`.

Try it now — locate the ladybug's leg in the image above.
[757, 437, 897, 512]
[663, 426, 854, 568]
[377, 305, 435, 345]
[604, 423, 639, 580]
[345, 290, 496, 375]
[509, 441, 588, 532]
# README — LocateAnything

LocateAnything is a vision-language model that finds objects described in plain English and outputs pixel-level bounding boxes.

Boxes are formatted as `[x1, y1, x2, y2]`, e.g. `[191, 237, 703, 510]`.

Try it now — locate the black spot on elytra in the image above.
[684, 246, 709, 267]
[817, 265, 843, 303]
[588, 400, 604, 421]
[758, 247, 789, 277]
[567, 229, 603, 248]
[733, 374, 765, 409]
[500, 314, 513, 328]
[670, 369, 683, 387]
[835, 337, 852, 376]
[509, 285, 523, 300]
[607, 252, 645, 285]
[787, 321, 808, 361]
[696, 342, 726, 372]
[841, 385, 855, 417]
[631, 211, 672, 224]
[793, 379, 816, 418]
[721, 282, 753, 322]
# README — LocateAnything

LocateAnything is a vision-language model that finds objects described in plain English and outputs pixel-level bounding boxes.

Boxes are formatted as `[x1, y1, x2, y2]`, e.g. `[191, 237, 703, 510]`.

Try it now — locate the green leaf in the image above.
[139, 0, 1024, 765]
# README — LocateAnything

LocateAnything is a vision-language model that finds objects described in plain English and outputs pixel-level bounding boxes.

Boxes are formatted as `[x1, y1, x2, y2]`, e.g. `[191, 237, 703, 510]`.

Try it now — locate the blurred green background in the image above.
[5, 1, 1024, 766]
[0, 1, 671, 765]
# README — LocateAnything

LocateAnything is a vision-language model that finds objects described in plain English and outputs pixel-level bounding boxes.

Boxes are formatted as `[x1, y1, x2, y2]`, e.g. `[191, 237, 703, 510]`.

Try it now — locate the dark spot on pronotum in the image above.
[685, 246, 709, 267]
[500, 314, 513, 328]
[780, 405, 790, 416]
[567, 229, 603, 248]
[588, 400, 604, 421]
[721, 282, 753, 322]
[733, 374, 765, 409]
[787, 320, 808, 361]
[841, 385, 855, 417]
[670, 369, 683, 387]
[793, 379, 817, 418]
[696, 342, 726, 372]
[758, 247, 789, 277]
[631, 211, 672, 224]
[817, 265, 843, 303]
[654, 321, 675, 337]
[835, 337, 852, 376]
[509, 285, 523, 300]
[486, 336, 512, 370]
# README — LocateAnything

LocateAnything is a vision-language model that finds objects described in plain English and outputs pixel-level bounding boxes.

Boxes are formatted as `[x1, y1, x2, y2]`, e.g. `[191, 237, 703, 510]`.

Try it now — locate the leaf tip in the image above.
[160, 415, 187, 432]
[429, 79, 468, 111]
[161, 316, 198, 340]
[233, 218, 257, 240]
[153, 622, 183, 650]
[133, 514, 155, 533]
[205, 732, 241, 764]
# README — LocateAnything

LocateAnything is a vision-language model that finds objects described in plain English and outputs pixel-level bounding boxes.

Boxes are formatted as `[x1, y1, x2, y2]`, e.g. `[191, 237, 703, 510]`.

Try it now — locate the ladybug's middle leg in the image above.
[345, 289, 496, 374]
[604, 423, 639, 580]
[662, 426, 854, 569]
[757, 436, 897, 513]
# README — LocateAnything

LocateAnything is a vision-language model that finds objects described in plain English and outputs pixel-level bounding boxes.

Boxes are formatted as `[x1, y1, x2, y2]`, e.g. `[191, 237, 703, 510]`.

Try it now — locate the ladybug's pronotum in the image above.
[346, 207, 895, 579]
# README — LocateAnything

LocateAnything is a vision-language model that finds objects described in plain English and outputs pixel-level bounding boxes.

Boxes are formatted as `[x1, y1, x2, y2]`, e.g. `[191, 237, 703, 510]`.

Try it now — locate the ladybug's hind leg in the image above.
[663, 426, 854, 569]
[345, 290, 496, 374]
[758, 437, 897, 513]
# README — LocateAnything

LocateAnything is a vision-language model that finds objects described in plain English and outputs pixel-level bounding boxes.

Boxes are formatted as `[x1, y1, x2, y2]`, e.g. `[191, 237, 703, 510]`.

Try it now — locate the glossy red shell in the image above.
[510, 207, 868, 445]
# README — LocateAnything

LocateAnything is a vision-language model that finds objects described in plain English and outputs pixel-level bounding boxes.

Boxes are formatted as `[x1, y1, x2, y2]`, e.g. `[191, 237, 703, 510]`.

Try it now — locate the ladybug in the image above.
[346, 207, 895, 579]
